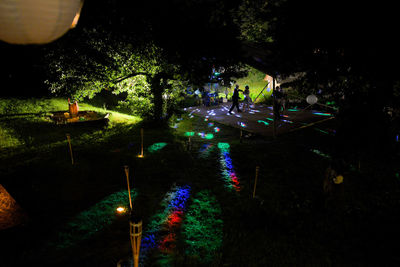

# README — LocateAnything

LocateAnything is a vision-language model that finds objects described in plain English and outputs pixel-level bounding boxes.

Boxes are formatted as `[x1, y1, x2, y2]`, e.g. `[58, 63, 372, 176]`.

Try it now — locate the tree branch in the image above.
[113, 72, 150, 84]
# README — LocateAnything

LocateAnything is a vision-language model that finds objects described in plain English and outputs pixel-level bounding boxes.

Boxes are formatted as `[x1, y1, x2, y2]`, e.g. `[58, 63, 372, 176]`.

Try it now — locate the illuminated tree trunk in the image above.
[151, 74, 164, 122]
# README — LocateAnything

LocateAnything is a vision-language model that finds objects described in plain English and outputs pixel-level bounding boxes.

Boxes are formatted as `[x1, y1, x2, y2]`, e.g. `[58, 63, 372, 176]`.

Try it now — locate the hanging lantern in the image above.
[0, 0, 84, 44]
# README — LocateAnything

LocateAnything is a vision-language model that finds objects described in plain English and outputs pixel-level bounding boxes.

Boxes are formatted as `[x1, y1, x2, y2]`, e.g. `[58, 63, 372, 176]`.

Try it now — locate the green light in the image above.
[182, 190, 223, 264]
[396, 173, 399, 179]
[266, 118, 274, 121]
[148, 142, 167, 153]
[313, 112, 333, 116]
[258, 120, 269, 126]
[205, 133, 214, 140]
[288, 109, 298, 111]
[49, 189, 136, 249]
[314, 128, 329, 134]
[185, 132, 195, 136]
[217, 142, 230, 150]
[311, 149, 331, 159]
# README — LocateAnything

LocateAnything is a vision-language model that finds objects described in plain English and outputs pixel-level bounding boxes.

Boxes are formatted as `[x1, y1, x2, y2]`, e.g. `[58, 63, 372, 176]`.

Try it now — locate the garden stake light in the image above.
[124, 166, 133, 210]
[138, 128, 144, 158]
[130, 217, 142, 267]
[66, 133, 74, 165]
[253, 166, 260, 198]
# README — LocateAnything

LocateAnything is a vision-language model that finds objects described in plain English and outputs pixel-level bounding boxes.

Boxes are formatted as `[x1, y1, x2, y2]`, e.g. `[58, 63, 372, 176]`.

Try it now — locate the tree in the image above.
[42, 0, 248, 121]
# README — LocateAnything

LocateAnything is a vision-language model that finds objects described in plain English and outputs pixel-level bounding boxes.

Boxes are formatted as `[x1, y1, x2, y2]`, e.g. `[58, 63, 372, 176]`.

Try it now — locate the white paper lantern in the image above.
[306, 94, 318, 105]
[0, 0, 83, 44]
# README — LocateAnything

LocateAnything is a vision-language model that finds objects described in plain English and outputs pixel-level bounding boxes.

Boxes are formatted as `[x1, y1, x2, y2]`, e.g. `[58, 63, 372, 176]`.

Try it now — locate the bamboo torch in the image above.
[124, 165, 133, 210]
[253, 166, 260, 198]
[138, 128, 144, 158]
[66, 133, 74, 165]
[130, 216, 142, 267]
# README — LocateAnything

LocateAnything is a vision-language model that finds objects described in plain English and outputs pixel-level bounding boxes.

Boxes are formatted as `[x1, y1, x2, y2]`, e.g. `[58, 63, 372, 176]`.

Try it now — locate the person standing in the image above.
[229, 85, 242, 114]
[243, 85, 251, 112]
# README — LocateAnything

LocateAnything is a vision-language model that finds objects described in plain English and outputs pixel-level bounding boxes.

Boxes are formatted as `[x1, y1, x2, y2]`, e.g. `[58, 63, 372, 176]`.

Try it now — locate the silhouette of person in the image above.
[229, 85, 242, 114]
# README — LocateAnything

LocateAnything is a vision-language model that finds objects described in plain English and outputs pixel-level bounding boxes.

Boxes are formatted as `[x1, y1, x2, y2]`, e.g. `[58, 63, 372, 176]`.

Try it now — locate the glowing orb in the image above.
[116, 207, 126, 213]
[306, 95, 318, 105]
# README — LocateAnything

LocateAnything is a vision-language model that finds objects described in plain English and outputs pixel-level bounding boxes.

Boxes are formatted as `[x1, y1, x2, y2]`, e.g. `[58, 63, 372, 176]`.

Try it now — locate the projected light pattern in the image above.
[235, 114, 242, 118]
[310, 149, 331, 159]
[181, 190, 223, 264]
[313, 112, 333, 116]
[282, 119, 293, 124]
[140, 185, 191, 264]
[238, 122, 247, 128]
[281, 115, 289, 118]
[396, 134, 399, 142]
[204, 118, 209, 121]
[198, 132, 214, 140]
[208, 122, 214, 127]
[199, 143, 215, 158]
[267, 106, 273, 110]
[49, 189, 137, 250]
[266, 118, 274, 121]
[185, 132, 195, 137]
[214, 127, 220, 133]
[148, 142, 168, 153]
[288, 108, 299, 111]
[218, 142, 240, 191]
[207, 110, 217, 116]
[314, 128, 329, 135]
[258, 120, 269, 126]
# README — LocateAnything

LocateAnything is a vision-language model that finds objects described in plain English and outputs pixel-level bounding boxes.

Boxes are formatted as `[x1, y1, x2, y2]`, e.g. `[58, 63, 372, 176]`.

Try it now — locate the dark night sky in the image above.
[0, 0, 398, 98]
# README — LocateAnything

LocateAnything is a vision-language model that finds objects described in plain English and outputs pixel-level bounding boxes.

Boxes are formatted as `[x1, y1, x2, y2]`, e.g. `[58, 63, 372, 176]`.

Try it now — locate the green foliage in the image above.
[43, 27, 186, 119]
[233, 0, 285, 43]
[51, 189, 137, 250]
[181, 190, 223, 264]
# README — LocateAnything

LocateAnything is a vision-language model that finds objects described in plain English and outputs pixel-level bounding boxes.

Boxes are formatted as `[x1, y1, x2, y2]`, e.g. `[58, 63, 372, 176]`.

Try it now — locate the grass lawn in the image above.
[1, 98, 399, 266]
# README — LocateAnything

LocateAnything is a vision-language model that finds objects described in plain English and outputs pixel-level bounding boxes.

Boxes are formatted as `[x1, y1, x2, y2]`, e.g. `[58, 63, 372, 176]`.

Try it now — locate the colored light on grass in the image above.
[266, 118, 274, 121]
[282, 119, 293, 124]
[205, 133, 214, 139]
[310, 149, 331, 159]
[182, 190, 223, 264]
[208, 122, 214, 127]
[396, 135, 399, 142]
[239, 122, 247, 127]
[50, 189, 136, 250]
[148, 142, 167, 153]
[217, 142, 230, 151]
[204, 118, 208, 121]
[214, 127, 220, 133]
[218, 142, 240, 191]
[313, 112, 333, 116]
[140, 185, 191, 264]
[199, 143, 214, 158]
[281, 115, 289, 118]
[288, 109, 298, 111]
[258, 120, 269, 126]
[314, 128, 329, 135]
[185, 132, 195, 136]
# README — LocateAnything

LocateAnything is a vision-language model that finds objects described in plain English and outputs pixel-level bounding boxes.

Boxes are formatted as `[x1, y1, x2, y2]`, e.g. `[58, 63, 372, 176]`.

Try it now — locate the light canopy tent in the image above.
[0, 184, 27, 230]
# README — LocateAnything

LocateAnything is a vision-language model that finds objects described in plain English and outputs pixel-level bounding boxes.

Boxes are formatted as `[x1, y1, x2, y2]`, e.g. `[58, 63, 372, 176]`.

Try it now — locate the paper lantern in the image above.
[306, 94, 318, 105]
[0, 0, 84, 44]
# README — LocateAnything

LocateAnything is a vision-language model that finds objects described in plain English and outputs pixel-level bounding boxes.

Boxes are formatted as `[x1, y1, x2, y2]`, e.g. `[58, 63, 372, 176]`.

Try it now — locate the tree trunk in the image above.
[151, 74, 163, 122]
